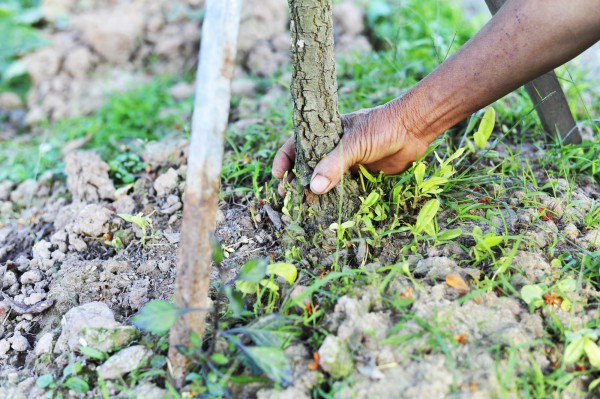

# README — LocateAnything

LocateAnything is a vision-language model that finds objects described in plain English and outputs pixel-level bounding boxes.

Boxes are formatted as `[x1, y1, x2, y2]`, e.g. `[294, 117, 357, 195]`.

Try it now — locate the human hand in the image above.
[271, 101, 431, 195]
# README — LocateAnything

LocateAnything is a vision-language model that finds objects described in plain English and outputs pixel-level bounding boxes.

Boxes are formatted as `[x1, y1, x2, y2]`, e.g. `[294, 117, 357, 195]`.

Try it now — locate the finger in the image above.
[310, 136, 357, 194]
[272, 137, 295, 179]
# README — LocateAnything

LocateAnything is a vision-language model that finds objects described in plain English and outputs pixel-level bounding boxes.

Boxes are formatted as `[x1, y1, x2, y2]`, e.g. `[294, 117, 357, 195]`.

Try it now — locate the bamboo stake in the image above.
[168, 0, 242, 387]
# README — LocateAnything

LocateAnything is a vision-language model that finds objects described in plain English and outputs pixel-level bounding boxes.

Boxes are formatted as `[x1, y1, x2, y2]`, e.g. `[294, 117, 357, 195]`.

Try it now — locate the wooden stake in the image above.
[168, 0, 242, 387]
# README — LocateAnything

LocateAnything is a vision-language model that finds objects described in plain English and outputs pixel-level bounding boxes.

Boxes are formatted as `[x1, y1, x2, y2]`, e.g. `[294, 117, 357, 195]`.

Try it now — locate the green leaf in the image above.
[190, 331, 201, 349]
[473, 131, 486, 150]
[521, 285, 544, 306]
[231, 315, 299, 348]
[474, 107, 496, 149]
[267, 263, 297, 285]
[131, 300, 184, 335]
[64, 377, 89, 393]
[589, 377, 600, 392]
[36, 374, 54, 389]
[236, 280, 258, 295]
[358, 164, 377, 183]
[583, 337, 600, 368]
[557, 278, 577, 293]
[63, 362, 82, 378]
[210, 353, 229, 365]
[341, 220, 355, 229]
[436, 228, 462, 241]
[211, 234, 224, 266]
[224, 285, 244, 317]
[242, 346, 293, 386]
[564, 338, 585, 365]
[414, 163, 426, 186]
[118, 213, 135, 223]
[362, 191, 379, 208]
[419, 177, 448, 195]
[561, 298, 572, 312]
[483, 235, 503, 248]
[443, 147, 466, 165]
[79, 346, 108, 361]
[366, 0, 392, 24]
[260, 279, 279, 292]
[2, 60, 26, 81]
[238, 258, 268, 283]
[414, 199, 440, 234]
[0, 18, 47, 60]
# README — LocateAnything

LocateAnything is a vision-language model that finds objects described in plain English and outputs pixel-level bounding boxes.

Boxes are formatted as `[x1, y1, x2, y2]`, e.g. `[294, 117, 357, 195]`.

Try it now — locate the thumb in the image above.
[310, 137, 356, 194]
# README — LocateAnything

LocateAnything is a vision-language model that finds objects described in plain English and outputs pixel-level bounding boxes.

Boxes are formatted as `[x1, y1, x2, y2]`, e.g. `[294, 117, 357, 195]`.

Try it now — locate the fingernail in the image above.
[310, 174, 331, 194]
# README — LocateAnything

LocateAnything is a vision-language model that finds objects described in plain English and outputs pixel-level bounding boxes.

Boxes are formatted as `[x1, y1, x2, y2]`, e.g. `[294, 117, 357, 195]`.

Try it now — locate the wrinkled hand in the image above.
[272, 102, 431, 195]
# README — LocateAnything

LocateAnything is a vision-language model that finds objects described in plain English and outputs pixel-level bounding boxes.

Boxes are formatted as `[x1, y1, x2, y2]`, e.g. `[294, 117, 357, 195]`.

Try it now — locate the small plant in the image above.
[118, 212, 158, 246]
[108, 152, 146, 184]
[473, 107, 496, 149]
[36, 362, 90, 397]
[470, 226, 504, 262]
[393, 147, 465, 210]
[563, 329, 600, 371]
[329, 220, 356, 242]
[0, 0, 47, 98]
[520, 277, 577, 312]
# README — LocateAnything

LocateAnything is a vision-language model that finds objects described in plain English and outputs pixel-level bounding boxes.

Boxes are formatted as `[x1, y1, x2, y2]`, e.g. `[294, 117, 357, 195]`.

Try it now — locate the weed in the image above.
[118, 211, 158, 246]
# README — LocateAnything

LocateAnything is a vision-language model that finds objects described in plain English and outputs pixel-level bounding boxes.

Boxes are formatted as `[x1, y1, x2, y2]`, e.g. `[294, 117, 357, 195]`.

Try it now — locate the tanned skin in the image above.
[272, 0, 600, 195]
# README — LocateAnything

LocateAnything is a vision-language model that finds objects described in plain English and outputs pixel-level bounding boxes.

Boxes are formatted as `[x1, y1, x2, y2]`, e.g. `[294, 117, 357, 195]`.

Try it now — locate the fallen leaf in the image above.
[454, 332, 468, 344]
[308, 352, 320, 370]
[446, 274, 470, 294]
[263, 204, 283, 230]
[543, 292, 563, 307]
[399, 287, 413, 300]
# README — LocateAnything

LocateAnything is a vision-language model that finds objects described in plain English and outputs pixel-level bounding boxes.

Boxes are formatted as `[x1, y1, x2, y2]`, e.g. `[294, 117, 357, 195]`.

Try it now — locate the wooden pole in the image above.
[484, 0, 582, 144]
[168, 0, 242, 387]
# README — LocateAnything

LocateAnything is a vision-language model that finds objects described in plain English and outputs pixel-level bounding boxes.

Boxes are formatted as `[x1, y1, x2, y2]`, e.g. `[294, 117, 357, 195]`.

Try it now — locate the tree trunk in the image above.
[289, 0, 342, 186]
[288, 0, 358, 230]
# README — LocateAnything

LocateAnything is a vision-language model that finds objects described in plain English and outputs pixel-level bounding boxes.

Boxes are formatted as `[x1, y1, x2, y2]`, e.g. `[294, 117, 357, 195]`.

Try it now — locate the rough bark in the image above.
[289, 0, 342, 186]
[288, 0, 359, 231]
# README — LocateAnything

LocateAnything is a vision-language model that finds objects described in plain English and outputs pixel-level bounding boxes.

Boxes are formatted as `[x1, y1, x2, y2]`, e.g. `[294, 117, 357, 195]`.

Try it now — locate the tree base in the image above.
[286, 173, 361, 252]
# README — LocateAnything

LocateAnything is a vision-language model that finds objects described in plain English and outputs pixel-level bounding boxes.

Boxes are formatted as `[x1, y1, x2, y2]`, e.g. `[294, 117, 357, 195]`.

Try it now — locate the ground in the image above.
[0, 0, 599, 398]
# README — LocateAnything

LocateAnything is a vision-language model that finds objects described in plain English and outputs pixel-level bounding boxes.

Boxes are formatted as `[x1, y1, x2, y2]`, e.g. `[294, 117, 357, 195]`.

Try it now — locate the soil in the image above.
[1, 1, 599, 398]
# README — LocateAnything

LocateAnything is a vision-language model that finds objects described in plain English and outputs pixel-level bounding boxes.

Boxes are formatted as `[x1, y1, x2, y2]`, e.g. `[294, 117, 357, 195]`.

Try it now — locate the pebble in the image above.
[0, 339, 10, 357]
[3, 270, 17, 287]
[20, 270, 43, 285]
[24, 292, 46, 305]
[9, 332, 30, 351]
[35, 332, 54, 355]
[97, 345, 152, 379]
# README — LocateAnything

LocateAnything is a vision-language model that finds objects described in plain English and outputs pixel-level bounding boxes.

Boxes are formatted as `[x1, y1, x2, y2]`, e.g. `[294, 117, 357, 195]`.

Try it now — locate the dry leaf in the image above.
[308, 352, 320, 370]
[454, 332, 468, 344]
[446, 274, 470, 294]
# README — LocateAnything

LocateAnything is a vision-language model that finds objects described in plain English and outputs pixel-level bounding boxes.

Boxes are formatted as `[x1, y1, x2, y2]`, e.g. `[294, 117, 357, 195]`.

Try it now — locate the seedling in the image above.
[470, 226, 504, 262]
[564, 329, 600, 370]
[36, 362, 90, 397]
[473, 107, 496, 149]
[118, 211, 158, 246]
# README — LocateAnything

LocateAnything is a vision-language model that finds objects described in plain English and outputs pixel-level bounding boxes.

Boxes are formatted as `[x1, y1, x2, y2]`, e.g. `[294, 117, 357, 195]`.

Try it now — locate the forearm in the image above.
[393, 0, 600, 142]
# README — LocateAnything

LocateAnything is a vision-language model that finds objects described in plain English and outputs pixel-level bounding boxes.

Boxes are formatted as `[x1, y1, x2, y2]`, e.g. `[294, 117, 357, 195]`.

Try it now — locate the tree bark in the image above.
[288, 0, 359, 231]
[289, 0, 342, 186]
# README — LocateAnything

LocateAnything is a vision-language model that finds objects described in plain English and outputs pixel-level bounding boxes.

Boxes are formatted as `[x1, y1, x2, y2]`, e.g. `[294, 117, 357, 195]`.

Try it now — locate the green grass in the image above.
[0, 79, 190, 183]
[9, 0, 600, 397]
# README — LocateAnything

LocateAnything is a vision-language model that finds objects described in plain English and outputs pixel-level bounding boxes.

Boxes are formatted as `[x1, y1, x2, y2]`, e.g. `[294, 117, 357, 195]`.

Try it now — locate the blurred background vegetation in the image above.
[0, 0, 598, 187]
